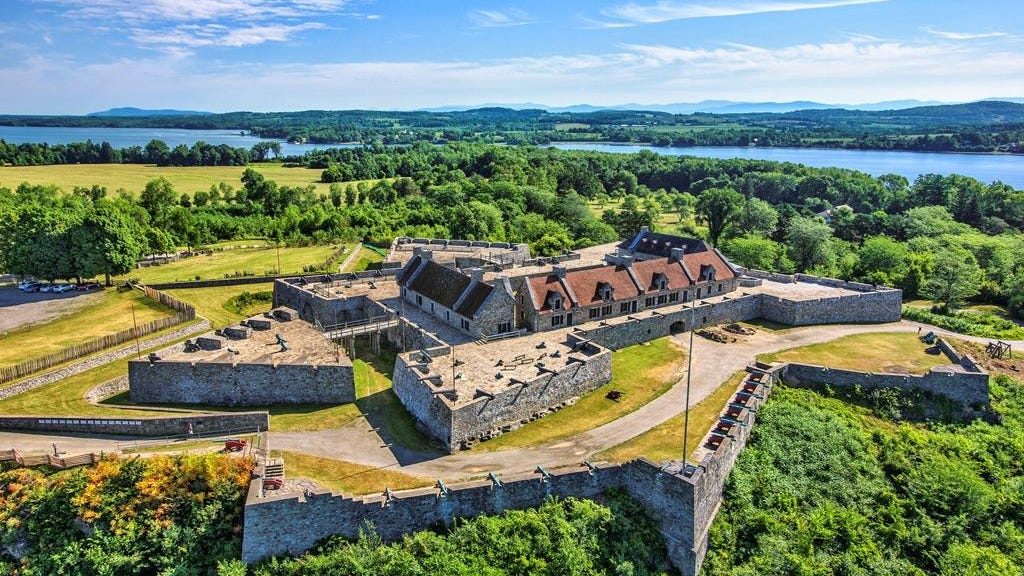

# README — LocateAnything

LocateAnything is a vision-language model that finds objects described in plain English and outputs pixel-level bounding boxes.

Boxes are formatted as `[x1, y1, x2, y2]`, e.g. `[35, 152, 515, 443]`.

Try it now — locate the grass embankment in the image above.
[341, 244, 386, 273]
[759, 332, 951, 374]
[0, 288, 174, 369]
[0, 162, 376, 196]
[902, 305, 1024, 340]
[598, 371, 747, 463]
[473, 338, 686, 452]
[117, 244, 339, 285]
[165, 283, 275, 328]
[703, 375, 1024, 575]
[276, 450, 433, 495]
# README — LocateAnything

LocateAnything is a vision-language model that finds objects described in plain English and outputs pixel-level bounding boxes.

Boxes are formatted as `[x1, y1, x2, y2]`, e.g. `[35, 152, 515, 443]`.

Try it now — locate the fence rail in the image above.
[0, 286, 196, 385]
[0, 448, 103, 470]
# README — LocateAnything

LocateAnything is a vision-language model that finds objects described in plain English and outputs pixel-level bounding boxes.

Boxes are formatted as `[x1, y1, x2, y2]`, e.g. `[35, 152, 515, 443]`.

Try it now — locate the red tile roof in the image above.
[527, 275, 571, 312]
[565, 265, 641, 306]
[631, 258, 690, 291]
[683, 250, 735, 282]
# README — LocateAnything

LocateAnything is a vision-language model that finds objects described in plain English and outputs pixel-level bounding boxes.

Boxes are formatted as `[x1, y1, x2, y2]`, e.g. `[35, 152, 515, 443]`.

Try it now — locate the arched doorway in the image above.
[670, 321, 686, 334]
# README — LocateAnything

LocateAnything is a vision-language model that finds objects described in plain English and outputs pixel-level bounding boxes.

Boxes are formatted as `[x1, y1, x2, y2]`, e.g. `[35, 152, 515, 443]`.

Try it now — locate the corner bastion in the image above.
[129, 309, 355, 406]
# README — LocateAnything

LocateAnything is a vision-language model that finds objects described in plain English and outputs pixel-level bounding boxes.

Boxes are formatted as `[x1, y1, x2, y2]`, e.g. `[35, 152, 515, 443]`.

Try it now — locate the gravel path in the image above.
[0, 320, 210, 401]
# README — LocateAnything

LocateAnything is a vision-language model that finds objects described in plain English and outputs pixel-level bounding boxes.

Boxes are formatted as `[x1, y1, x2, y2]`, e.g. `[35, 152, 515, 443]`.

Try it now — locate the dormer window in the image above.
[595, 282, 614, 302]
[651, 273, 668, 291]
[700, 264, 716, 283]
[545, 290, 563, 310]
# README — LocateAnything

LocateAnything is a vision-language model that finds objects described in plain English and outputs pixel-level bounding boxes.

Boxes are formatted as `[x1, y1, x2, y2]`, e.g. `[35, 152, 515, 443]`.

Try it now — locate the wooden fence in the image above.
[0, 448, 103, 470]
[0, 286, 196, 385]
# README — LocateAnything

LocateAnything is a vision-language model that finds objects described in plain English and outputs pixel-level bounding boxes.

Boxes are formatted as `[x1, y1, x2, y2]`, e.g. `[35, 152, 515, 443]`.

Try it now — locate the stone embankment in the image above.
[0, 320, 210, 401]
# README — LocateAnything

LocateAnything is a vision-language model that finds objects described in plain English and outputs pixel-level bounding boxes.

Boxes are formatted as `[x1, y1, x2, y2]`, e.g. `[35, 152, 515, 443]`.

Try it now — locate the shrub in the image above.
[901, 305, 1024, 340]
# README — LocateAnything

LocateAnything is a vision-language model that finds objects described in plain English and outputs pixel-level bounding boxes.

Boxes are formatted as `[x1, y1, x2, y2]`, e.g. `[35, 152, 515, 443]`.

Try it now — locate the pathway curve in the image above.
[0, 320, 211, 402]
[271, 319, 1016, 479]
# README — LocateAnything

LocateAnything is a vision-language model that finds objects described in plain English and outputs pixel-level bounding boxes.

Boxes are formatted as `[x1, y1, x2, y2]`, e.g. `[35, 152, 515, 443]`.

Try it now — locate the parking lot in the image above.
[0, 287, 104, 334]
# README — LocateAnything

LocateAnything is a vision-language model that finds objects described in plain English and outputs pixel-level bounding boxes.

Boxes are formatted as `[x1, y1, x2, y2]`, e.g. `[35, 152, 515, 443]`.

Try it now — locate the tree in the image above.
[737, 197, 779, 238]
[696, 187, 744, 247]
[723, 236, 793, 272]
[71, 202, 147, 284]
[139, 177, 177, 227]
[855, 236, 908, 285]
[786, 216, 834, 272]
[922, 247, 982, 309]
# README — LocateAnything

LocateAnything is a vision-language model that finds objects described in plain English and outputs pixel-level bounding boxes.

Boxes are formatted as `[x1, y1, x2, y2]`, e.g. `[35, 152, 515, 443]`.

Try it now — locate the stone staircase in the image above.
[263, 458, 285, 480]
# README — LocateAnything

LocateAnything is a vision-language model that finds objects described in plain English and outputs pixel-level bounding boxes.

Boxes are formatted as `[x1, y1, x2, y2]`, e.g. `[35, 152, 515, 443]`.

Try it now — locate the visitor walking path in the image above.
[1, 320, 1018, 476]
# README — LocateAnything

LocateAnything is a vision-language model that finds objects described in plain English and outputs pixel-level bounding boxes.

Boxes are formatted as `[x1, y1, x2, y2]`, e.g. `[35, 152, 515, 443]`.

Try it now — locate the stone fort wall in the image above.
[129, 343, 355, 406]
[0, 411, 269, 437]
[392, 343, 613, 452]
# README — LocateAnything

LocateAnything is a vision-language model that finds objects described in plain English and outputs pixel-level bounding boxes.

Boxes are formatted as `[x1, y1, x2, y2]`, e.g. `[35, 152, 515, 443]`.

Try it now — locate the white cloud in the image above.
[132, 22, 326, 48]
[591, 0, 888, 27]
[2, 36, 1022, 113]
[40, 0, 352, 23]
[469, 8, 533, 28]
[923, 27, 1008, 41]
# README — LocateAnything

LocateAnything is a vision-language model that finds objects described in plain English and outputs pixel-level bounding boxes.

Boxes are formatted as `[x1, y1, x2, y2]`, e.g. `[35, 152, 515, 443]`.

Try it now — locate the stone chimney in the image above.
[412, 247, 434, 262]
[468, 268, 484, 282]
[552, 265, 567, 278]
[639, 225, 650, 233]
[670, 247, 686, 262]
[604, 251, 634, 267]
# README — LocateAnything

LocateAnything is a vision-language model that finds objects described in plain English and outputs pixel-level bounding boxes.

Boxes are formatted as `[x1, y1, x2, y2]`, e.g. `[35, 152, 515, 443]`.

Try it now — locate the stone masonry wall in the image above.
[576, 293, 763, 350]
[129, 360, 355, 406]
[781, 362, 990, 408]
[273, 280, 376, 326]
[0, 411, 269, 437]
[449, 347, 612, 449]
[391, 353, 454, 445]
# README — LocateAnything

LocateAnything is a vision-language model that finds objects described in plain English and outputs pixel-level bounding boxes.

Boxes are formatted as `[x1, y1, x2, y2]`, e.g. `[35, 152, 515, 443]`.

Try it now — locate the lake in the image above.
[0, 126, 326, 157]
[1, 126, 1022, 188]
[551, 143, 1024, 188]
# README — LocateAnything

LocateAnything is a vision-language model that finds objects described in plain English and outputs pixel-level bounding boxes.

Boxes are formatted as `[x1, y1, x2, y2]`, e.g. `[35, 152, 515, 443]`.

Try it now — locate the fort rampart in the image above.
[0, 411, 269, 437]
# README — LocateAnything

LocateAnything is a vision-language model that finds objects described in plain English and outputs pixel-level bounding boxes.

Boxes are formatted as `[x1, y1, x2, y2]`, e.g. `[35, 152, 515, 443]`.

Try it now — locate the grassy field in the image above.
[0, 162, 364, 195]
[164, 283, 275, 328]
[473, 338, 686, 451]
[117, 244, 340, 285]
[0, 288, 175, 368]
[277, 450, 433, 495]
[759, 332, 950, 375]
[597, 370, 747, 463]
[342, 244, 386, 273]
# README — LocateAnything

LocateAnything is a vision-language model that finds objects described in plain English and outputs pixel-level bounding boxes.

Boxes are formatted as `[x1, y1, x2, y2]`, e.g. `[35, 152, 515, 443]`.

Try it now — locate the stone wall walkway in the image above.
[0, 320, 210, 402]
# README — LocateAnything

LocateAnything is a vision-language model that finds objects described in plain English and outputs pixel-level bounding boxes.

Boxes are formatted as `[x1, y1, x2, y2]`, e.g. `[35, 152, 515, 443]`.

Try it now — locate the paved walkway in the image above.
[3, 320, 1018, 478]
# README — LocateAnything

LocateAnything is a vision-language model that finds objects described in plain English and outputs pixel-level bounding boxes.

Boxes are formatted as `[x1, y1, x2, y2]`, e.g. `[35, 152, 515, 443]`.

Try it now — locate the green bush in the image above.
[901, 305, 1024, 340]
[223, 290, 274, 315]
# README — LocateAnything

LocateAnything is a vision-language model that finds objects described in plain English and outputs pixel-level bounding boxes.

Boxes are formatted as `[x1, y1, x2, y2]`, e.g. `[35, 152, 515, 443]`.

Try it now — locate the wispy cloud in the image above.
[923, 27, 1008, 40]
[131, 22, 326, 48]
[6, 35, 1022, 114]
[469, 8, 533, 27]
[588, 0, 888, 27]
[41, 0, 353, 23]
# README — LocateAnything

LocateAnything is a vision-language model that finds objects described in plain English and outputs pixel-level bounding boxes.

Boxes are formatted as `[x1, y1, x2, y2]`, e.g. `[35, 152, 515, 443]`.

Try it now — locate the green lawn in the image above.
[342, 244, 386, 273]
[117, 244, 340, 285]
[0, 288, 175, 368]
[759, 332, 950, 375]
[597, 371, 746, 463]
[164, 283, 275, 328]
[0, 162, 378, 196]
[473, 338, 686, 451]
[276, 450, 433, 495]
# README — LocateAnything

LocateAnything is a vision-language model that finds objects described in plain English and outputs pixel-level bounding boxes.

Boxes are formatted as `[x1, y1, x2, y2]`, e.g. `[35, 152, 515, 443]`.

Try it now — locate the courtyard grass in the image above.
[116, 244, 340, 285]
[472, 338, 686, 452]
[758, 332, 950, 375]
[0, 287, 175, 368]
[276, 450, 433, 495]
[163, 283, 275, 328]
[596, 371, 746, 463]
[0, 162, 377, 196]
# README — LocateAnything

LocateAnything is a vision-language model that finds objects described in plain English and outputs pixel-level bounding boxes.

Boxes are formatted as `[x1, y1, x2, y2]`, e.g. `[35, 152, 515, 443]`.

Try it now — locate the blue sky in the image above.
[1, 0, 1021, 113]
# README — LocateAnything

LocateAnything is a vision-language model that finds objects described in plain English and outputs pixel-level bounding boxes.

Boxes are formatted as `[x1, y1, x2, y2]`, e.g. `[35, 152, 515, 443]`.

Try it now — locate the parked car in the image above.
[17, 280, 37, 290]
[22, 283, 42, 293]
[54, 284, 76, 293]
[76, 282, 102, 291]
[40, 284, 59, 293]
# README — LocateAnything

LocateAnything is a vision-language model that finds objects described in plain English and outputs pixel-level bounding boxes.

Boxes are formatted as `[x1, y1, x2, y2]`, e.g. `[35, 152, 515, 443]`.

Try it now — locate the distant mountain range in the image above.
[87, 107, 213, 117]
[422, 98, 1024, 115]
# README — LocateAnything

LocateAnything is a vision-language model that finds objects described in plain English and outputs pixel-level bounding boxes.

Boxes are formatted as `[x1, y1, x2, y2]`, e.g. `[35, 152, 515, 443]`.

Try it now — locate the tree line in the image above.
[0, 139, 279, 167]
[2, 142, 1022, 318]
